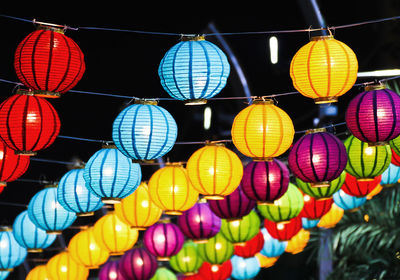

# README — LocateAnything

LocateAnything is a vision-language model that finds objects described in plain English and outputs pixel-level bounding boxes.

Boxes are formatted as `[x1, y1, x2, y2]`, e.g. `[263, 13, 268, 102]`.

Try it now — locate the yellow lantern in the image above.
[231, 99, 294, 160]
[93, 211, 139, 255]
[148, 162, 199, 214]
[367, 184, 383, 200]
[46, 251, 89, 280]
[317, 203, 344, 229]
[254, 253, 278, 268]
[285, 228, 310, 254]
[26, 265, 50, 280]
[290, 34, 358, 104]
[186, 142, 243, 199]
[115, 182, 163, 230]
[68, 226, 109, 269]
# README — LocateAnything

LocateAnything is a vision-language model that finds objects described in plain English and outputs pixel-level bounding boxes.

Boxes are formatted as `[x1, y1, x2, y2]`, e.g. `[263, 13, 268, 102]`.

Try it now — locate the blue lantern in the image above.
[301, 217, 320, 229]
[12, 210, 56, 252]
[260, 228, 287, 258]
[112, 101, 178, 161]
[158, 35, 230, 104]
[28, 186, 76, 234]
[84, 146, 142, 204]
[380, 163, 400, 187]
[230, 255, 261, 280]
[0, 271, 9, 279]
[333, 190, 367, 211]
[57, 168, 103, 216]
[0, 227, 27, 271]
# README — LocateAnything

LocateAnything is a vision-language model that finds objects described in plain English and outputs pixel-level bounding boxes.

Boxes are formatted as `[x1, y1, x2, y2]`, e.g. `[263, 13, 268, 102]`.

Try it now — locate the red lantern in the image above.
[300, 194, 333, 220]
[234, 231, 264, 258]
[198, 260, 232, 280]
[264, 216, 302, 241]
[14, 25, 85, 98]
[0, 140, 30, 186]
[0, 90, 61, 155]
[391, 148, 400, 166]
[341, 173, 382, 197]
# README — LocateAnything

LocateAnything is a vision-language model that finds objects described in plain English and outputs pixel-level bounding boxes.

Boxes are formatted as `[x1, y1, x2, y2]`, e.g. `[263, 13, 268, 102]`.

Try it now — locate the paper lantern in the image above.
[301, 217, 320, 229]
[26, 264, 50, 280]
[259, 227, 287, 258]
[257, 183, 304, 222]
[186, 142, 243, 200]
[112, 100, 177, 161]
[288, 129, 347, 186]
[198, 260, 232, 280]
[177, 201, 221, 243]
[220, 210, 260, 246]
[84, 145, 142, 204]
[295, 171, 345, 199]
[344, 135, 391, 180]
[345, 85, 400, 146]
[151, 267, 177, 280]
[27, 185, 76, 234]
[99, 260, 126, 280]
[197, 233, 234, 264]
[289, 34, 358, 104]
[12, 210, 56, 252]
[264, 215, 302, 241]
[380, 163, 400, 187]
[231, 98, 295, 160]
[285, 228, 310, 255]
[230, 255, 260, 280]
[68, 227, 109, 269]
[333, 190, 367, 211]
[93, 212, 139, 256]
[0, 227, 27, 271]
[255, 253, 278, 268]
[341, 172, 381, 197]
[300, 194, 333, 220]
[119, 247, 158, 280]
[234, 230, 264, 258]
[0, 90, 60, 155]
[317, 203, 344, 228]
[389, 135, 400, 158]
[115, 182, 162, 230]
[148, 163, 199, 215]
[367, 184, 383, 200]
[14, 25, 85, 98]
[391, 148, 400, 166]
[0, 272, 9, 280]
[158, 35, 230, 104]
[0, 140, 29, 187]
[169, 241, 204, 276]
[46, 251, 89, 280]
[207, 184, 255, 221]
[57, 168, 103, 216]
[241, 159, 289, 204]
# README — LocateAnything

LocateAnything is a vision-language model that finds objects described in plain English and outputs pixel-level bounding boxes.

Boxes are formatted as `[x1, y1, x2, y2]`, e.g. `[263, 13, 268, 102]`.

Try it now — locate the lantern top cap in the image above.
[44, 184, 58, 189]
[34, 19, 66, 34]
[364, 83, 387, 91]
[180, 34, 205, 41]
[252, 97, 274, 105]
[310, 35, 334, 41]
[205, 140, 226, 147]
[305, 127, 327, 134]
[0, 226, 12, 232]
[134, 99, 159, 105]
[158, 217, 171, 223]
[165, 161, 184, 167]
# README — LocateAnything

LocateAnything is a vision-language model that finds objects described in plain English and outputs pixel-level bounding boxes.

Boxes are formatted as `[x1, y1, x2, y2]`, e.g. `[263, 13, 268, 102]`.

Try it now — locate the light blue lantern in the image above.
[333, 190, 367, 211]
[84, 146, 142, 204]
[158, 35, 230, 104]
[112, 102, 178, 161]
[0, 271, 9, 279]
[27, 186, 76, 234]
[380, 163, 400, 187]
[57, 168, 103, 216]
[230, 255, 261, 280]
[12, 210, 56, 252]
[301, 217, 320, 229]
[0, 227, 27, 271]
[259, 227, 287, 258]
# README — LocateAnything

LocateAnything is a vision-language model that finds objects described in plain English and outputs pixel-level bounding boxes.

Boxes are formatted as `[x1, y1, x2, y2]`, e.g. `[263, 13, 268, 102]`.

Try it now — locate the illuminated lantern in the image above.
[84, 145, 142, 204]
[301, 217, 320, 229]
[197, 233, 234, 264]
[389, 135, 400, 158]
[0, 140, 29, 187]
[231, 98, 295, 160]
[46, 251, 89, 280]
[148, 163, 199, 215]
[391, 148, 400, 166]
[288, 129, 347, 186]
[112, 100, 177, 161]
[333, 190, 367, 211]
[177, 201, 221, 243]
[367, 184, 383, 200]
[198, 260, 232, 280]
[241, 159, 289, 204]
[0, 90, 60, 156]
[345, 85, 400, 146]
[26, 265, 50, 280]
[169, 241, 203, 275]
[220, 210, 260, 245]
[230, 255, 260, 280]
[300, 194, 333, 220]
[380, 163, 400, 187]
[341, 173, 381, 197]
[119, 247, 158, 280]
[12, 210, 56, 252]
[99, 260, 125, 280]
[0, 272, 9, 280]
[264, 215, 302, 241]
[344, 135, 391, 180]
[93, 212, 139, 256]
[57, 168, 103, 216]
[255, 253, 278, 268]
[285, 228, 310, 254]
[207, 184, 255, 221]
[68, 227, 109, 269]
[14, 25, 85, 98]
[295, 171, 345, 199]
[289, 34, 358, 104]
[317, 203, 344, 228]
[0, 227, 27, 271]
[27, 185, 76, 234]
[144, 221, 184, 261]
[151, 267, 177, 280]
[234, 231, 264, 258]
[115, 182, 162, 230]
[257, 183, 304, 222]
[186, 142, 243, 200]
[158, 35, 230, 104]
[259, 228, 287, 258]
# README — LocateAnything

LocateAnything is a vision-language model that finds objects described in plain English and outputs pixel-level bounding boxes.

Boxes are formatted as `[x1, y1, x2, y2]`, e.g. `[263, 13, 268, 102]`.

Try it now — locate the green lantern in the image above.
[197, 232, 234, 264]
[389, 134, 400, 155]
[169, 241, 203, 276]
[257, 183, 304, 222]
[296, 171, 346, 199]
[220, 210, 260, 246]
[344, 135, 391, 180]
[150, 267, 177, 280]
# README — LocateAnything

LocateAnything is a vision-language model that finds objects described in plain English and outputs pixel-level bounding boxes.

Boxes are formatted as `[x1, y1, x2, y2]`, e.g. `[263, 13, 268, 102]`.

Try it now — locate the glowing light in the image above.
[312, 154, 321, 164]
[89, 243, 96, 250]
[156, 235, 166, 243]
[211, 265, 219, 272]
[377, 108, 386, 118]
[183, 256, 191, 262]
[230, 220, 240, 227]
[102, 167, 114, 176]
[61, 266, 67, 272]
[364, 147, 374, 156]
[136, 258, 144, 266]
[364, 214, 369, 222]
[277, 223, 285, 230]
[269, 36, 278, 64]
[204, 106, 212, 130]
[115, 225, 122, 232]
[26, 113, 37, 122]
[109, 271, 118, 279]
[208, 167, 215, 175]
[141, 200, 149, 208]
[0, 240, 7, 248]
[304, 195, 311, 202]
[215, 242, 222, 250]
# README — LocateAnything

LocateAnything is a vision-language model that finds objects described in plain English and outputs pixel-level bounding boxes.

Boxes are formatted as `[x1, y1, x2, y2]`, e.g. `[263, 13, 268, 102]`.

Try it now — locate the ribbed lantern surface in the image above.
[341, 173, 382, 197]
[259, 227, 287, 258]
[0, 140, 30, 186]
[317, 203, 344, 229]
[119, 247, 158, 280]
[233, 230, 264, 258]
[300, 194, 333, 220]
[46, 251, 89, 280]
[230, 255, 260, 280]
[169, 241, 204, 276]
[0, 227, 27, 271]
[285, 228, 310, 255]
[380, 163, 400, 187]
[26, 265, 50, 280]
[219, 210, 260, 245]
[198, 260, 232, 280]
[98, 260, 126, 280]
[264, 215, 302, 241]
[333, 190, 367, 211]
[197, 233, 234, 265]
[295, 171, 345, 199]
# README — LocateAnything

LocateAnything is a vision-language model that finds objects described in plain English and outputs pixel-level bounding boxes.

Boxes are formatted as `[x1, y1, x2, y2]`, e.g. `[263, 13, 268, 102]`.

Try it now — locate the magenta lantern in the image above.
[119, 247, 158, 280]
[143, 221, 184, 261]
[99, 260, 126, 280]
[345, 85, 400, 146]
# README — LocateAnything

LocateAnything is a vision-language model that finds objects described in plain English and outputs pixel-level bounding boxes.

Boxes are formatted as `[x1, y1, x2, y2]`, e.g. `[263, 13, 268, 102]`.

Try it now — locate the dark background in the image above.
[1, 1, 400, 278]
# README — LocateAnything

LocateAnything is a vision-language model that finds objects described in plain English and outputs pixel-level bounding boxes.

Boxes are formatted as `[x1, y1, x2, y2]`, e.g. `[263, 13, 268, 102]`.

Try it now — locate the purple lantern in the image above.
[345, 85, 400, 146]
[143, 221, 184, 261]
[119, 247, 158, 280]
[288, 129, 347, 187]
[208, 184, 256, 221]
[177, 200, 221, 243]
[241, 159, 289, 204]
[99, 260, 126, 280]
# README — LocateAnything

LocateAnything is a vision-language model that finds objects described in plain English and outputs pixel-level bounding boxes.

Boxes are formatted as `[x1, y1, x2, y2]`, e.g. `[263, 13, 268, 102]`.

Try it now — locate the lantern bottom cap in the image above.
[0, 269, 13, 272]
[314, 96, 338, 104]
[349, 207, 360, 213]
[203, 194, 225, 200]
[0, 182, 6, 187]
[183, 98, 208, 105]
[109, 252, 124, 256]
[77, 211, 95, 217]
[310, 181, 330, 188]
[367, 141, 388, 146]
[225, 217, 243, 222]
[30, 90, 61, 98]
[252, 157, 273, 162]
[14, 150, 37, 156]
[357, 178, 375, 182]
[257, 201, 275, 206]
[101, 197, 121, 204]
[183, 272, 198, 276]
[164, 210, 183, 215]
[132, 159, 155, 164]
[156, 256, 170, 261]
[193, 239, 209, 244]
[233, 242, 247, 246]
[86, 265, 99, 269]
[381, 183, 396, 188]
[46, 230, 62, 235]
[27, 248, 43, 253]
[131, 226, 147, 230]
